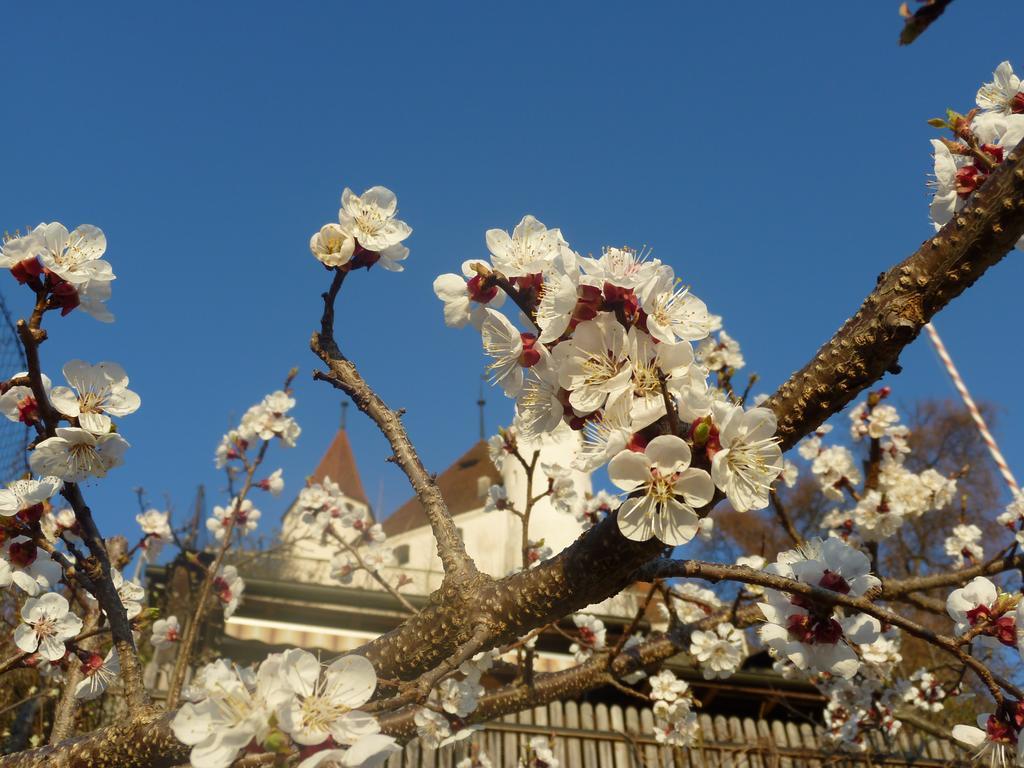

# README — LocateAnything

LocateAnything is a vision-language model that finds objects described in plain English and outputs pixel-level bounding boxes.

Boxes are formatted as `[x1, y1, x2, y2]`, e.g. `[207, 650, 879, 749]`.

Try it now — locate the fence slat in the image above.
[549, 701, 568, 768]
[503, 713, 519, 767]
[770, 720, 792, 768]
[580, 702, 600, 767]
[596, 703, 615, 767]
[404, 736, 419, 768]
[639, 705, 661, 768]
[564, 700, 584, 768]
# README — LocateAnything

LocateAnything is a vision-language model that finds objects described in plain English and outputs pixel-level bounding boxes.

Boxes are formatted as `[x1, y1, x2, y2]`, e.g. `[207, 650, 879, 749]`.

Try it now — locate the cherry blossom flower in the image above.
[978, 61, 1024, 114]
[945, 523, 984, 568]
[253, 468, 284, 496]
[710, 403, 782, 513]
[550, 313, 631, 414]
[0, 371, 54, 425]
[74, 649, 120, 700]
[661, 582, 721, 624]
[338, 186, 412, 255]
[433, 260, 505, 328]
[811, 446, 861, 501]
[310, 223, 356, 268]
[171, 658, 279, 768]
[0, 228, 44, 269]
[110, 568, 145, 619]
[136, 508, 172, 557]
[849, 491, 905, 542]
[952, 703, 1024, 768]
[569, 614, 606, 661]
[296, 736, 401, 768]
[330, 551, 359, 585]
[0, 476, 62, 517]
[520, 735, 559, 768]
[49, 360, 140, 435]
[486, 215, 567, 278]
[437, 676, 483, 718]
[274, 650, 381, 749]
[639, 269, 713, 344]
[535, 252, 580, 343]
[690, 622, 744, 679]
[579, 246, 660, 291]
[696, 330, 744, 371]
[207, 498, 261, 540]
[901, 669, 947, 713]
[241, 391, 301, 446]
[152, 615, 181, 649]
[414, 707, 451, 749]
[758, 538, 881, 679]
[649, 669, 689, 702]
[946, 576, 1018, 649]
[213, 565, 245, 618]
[29, 427, 129, 482]
[575, 389, 633, 472]
[848, 399, 900, 442]
[480, 309, 543, 397]
[7, 539, 63, 596]
[608, 435, 714, 545]
[797, 424, 833, 461]
[652, 699, 700, 748]
[34, 222, 114, 286]
[524, 538, 552, 567]
[14, 592, 82, 661]
[514, 364, 564, 440]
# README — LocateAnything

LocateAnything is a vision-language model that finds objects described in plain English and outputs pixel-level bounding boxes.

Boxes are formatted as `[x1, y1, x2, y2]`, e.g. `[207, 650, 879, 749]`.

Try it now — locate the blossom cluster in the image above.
[215, 390, 300, 468]
[433, 217, 783, 546]
[929, 61, 1024, 250]
[0, 222, 115, 321]
[648, 669, 700, 747]
[802, 391, 958, 544]
[309, 186, 411, 272]
[172, 651, 399, 768]
[758, 537, 881, 680]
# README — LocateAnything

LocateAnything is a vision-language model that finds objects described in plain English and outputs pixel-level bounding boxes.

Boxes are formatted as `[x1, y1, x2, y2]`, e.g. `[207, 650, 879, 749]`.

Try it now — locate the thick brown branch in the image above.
[764, 133, 1024, 451]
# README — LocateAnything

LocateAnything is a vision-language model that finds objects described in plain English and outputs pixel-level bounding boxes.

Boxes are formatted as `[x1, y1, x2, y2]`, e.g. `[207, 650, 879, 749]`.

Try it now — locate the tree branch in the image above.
[311, 268, 478, 581]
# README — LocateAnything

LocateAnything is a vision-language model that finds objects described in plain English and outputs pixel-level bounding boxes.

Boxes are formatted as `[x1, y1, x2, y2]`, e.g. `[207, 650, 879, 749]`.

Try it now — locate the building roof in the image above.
[311, 429, 370, 508]
[382, 439, 500, 536]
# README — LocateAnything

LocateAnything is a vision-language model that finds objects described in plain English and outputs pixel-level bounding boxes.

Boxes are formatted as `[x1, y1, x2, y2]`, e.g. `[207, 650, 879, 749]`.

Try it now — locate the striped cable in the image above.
[924, 322, 1020, 497]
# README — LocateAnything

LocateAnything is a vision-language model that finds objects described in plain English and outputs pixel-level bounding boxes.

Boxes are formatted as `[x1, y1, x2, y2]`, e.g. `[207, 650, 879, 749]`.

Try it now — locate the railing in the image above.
[381, 703, 964, 768]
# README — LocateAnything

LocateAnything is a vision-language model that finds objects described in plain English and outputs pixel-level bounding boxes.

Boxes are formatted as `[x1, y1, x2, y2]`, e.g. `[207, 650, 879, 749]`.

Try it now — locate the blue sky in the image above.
[1, 2, 1022, 543]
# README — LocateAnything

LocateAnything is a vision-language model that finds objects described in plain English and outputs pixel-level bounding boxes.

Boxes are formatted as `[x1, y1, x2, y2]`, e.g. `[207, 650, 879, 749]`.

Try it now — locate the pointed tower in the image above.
[280, 426, 372, 580]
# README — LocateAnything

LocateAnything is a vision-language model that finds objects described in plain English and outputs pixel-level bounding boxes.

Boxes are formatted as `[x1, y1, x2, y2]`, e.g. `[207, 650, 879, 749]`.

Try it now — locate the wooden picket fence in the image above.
[383, 702, 963, 768]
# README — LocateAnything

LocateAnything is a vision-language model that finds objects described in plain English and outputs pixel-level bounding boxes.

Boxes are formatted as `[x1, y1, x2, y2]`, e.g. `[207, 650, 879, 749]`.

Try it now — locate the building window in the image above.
[394, 544, 410, 565]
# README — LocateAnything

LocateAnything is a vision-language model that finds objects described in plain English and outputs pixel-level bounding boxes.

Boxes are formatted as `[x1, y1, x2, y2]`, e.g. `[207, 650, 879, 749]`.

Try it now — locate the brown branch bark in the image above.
[311, 268, 478, 582]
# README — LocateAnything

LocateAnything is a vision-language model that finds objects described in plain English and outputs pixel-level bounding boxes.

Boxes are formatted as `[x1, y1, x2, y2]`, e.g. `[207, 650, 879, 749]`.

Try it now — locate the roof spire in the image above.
[477, 375, 486, 441]
[341, 401, 348, 430]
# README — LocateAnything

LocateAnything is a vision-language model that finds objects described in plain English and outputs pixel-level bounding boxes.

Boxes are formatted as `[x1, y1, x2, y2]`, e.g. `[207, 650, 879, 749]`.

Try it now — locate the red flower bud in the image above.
[467, 274, 498, 303]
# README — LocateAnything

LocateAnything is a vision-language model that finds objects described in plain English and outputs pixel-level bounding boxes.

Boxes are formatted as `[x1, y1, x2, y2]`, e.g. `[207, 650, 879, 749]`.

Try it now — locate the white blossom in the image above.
[29, 427, 129, 483]
[14, 592, 82, 661]
[608, 435, 714, 545]
[74, 649, 121, 701]
[710, 402, 782, 513]
[690, 622, 744, 679]
[152, 615, 181, 649]
[49, 360, 140, 435]
[338, 186, 412, 254]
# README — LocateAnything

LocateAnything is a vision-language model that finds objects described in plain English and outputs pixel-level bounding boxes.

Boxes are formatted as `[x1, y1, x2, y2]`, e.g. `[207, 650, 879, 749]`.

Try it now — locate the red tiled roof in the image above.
[382, 440, 500, 536]
[311, 430, 370, 508]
